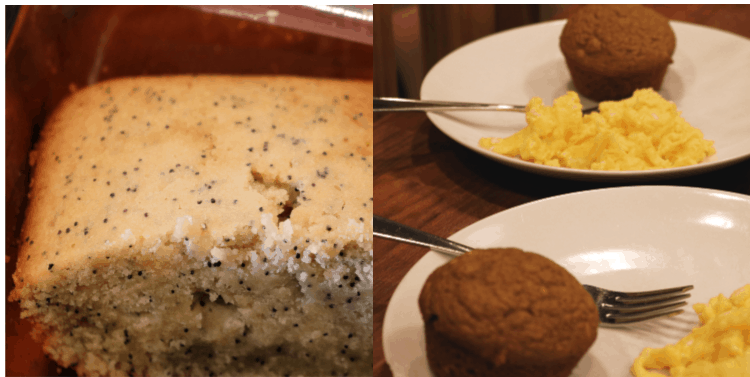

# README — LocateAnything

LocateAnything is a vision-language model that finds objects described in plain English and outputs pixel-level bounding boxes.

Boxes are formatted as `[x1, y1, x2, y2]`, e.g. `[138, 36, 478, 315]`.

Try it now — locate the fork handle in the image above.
[374, 215, 472, 256]
[374, 97, 526, 113]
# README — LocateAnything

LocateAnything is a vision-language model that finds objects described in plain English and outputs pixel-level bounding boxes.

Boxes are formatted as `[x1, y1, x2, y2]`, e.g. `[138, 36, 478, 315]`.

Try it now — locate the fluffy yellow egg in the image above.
[631, 284, 750, 377]
[478, 89, 716, 170]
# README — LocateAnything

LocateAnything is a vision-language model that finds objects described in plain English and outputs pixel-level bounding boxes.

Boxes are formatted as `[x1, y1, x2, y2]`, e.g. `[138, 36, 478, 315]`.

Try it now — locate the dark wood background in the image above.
[373, 4, 750, 377]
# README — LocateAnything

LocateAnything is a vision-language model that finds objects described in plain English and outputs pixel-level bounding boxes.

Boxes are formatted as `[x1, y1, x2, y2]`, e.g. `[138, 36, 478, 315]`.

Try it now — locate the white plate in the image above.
[382, 186, 750, 377]
[420, 20, 750, 181]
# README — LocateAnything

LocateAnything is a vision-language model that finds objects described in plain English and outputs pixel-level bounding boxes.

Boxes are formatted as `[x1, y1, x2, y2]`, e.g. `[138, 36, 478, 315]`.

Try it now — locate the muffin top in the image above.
[418, 248, 598, 367]
[560, 5, 676, 76]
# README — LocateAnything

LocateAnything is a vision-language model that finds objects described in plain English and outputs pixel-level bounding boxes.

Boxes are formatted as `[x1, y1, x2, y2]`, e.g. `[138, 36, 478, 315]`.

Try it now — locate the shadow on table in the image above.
[414, 120, 750, 215]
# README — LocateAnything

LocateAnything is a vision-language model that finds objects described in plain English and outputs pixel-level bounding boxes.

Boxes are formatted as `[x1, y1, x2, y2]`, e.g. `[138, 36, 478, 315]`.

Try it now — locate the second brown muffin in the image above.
[419, 248, 598, 377]
[559, 5, 676, 101]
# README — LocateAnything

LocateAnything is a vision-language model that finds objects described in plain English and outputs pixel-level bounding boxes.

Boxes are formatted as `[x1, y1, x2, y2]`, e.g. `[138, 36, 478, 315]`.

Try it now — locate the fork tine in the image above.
[605, 308, 686, 325]
[607, 300, 688, 315]
[614, 285, 694, 298]
[616, 292, 691, 305]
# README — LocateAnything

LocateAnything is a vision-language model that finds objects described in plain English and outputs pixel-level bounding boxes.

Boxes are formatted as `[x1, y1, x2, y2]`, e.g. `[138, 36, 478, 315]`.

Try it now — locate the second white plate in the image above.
[383, 186, 750, 376]
[421, 20, 750, 181]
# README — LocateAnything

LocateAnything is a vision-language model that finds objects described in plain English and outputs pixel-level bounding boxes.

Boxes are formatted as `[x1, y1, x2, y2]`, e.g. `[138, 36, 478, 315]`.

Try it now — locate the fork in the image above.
[374, 215, 694, 325]
[374, 97, 600, 115]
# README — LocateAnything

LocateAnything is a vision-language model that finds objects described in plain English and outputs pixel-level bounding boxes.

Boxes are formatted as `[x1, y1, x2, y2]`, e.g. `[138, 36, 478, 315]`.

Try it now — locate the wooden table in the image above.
[373, 5, 750, 377]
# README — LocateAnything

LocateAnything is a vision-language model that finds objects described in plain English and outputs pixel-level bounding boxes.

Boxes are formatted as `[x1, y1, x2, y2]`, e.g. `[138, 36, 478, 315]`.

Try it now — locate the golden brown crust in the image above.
[425, 325, 577, 377]
[419, 248, 598, 375]
[560, 5, 676, 101]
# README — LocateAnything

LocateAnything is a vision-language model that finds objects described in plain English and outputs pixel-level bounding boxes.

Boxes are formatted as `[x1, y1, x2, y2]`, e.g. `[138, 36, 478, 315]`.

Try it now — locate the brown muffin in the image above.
[418, 248, 598, 377]
[559, 5, 676, 101]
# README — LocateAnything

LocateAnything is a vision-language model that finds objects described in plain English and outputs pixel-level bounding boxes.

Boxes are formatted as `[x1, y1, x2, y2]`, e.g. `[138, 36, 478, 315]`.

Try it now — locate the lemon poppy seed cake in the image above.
[9, 75, 373, 377]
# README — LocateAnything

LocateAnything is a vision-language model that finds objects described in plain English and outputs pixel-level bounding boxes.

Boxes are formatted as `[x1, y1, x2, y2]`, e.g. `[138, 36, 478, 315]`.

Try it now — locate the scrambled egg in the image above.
[478, 89, 715, 170]
[631, 284, 750, 376]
